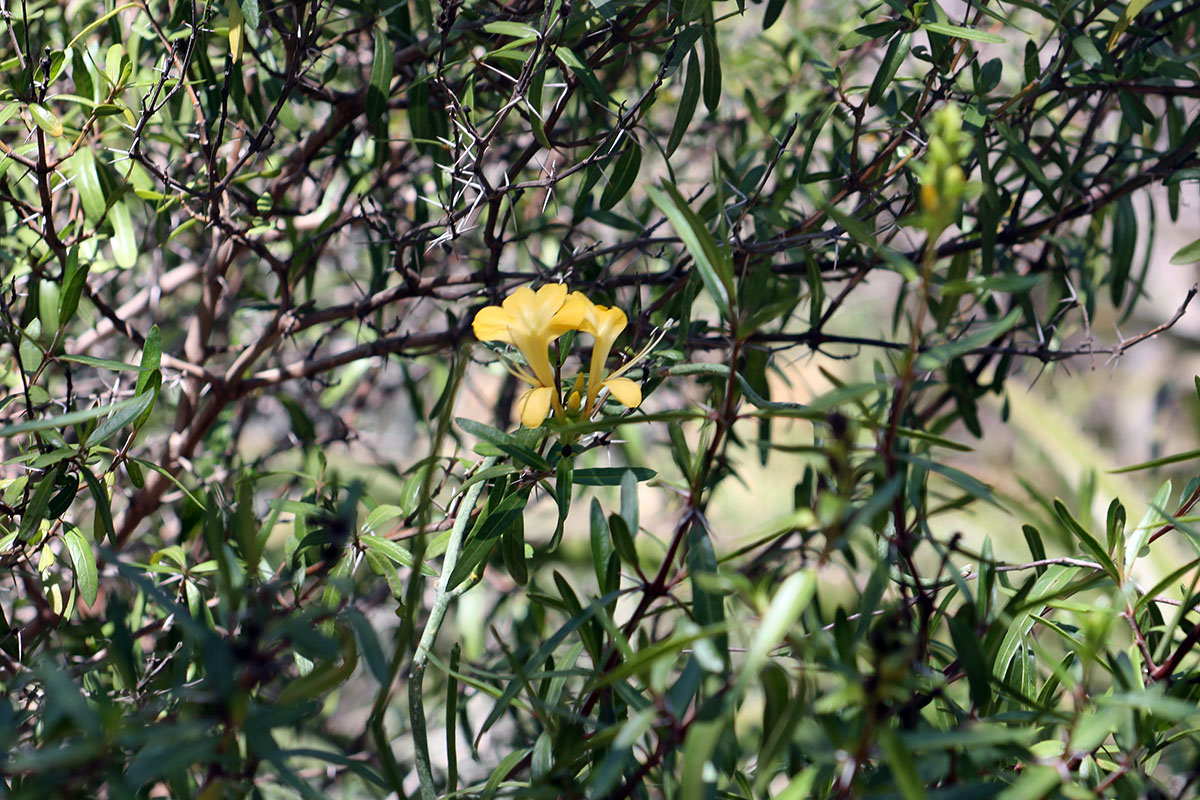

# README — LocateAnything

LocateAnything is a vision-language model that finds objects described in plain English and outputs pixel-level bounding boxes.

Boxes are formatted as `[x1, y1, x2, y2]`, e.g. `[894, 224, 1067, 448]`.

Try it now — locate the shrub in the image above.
[1, 0, 1199, 795]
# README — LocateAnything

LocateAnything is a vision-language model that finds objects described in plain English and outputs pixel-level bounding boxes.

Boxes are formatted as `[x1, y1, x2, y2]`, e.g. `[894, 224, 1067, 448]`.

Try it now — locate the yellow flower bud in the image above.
[920, 183, 940, 216]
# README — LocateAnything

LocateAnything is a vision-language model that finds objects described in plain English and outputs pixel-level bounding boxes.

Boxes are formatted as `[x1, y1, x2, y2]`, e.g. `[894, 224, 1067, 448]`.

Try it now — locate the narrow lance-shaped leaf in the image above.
[600, 140, 642, 209]
[701, 25, 721, 112]
[867, 32, 911, 106]
[589, 499, 613, 590]
[1169, 237, 1200, 265]
[228, 0, 245, 62]
[19, 465, 63, 542]
[1054, 499, 1118, 578]
[64, 527, 98, 606]
[646, 180, 735, 320]
[70, 149, 106, 222]
[367, 27, 394, 135]
[85, 391, 155, 447]
[667, 48, 701, 157]
[734, 569, 815, 697]
[1125, 480, 1171, 579]
[81, 467, 115, 543]
[922, 21, 1006, 43]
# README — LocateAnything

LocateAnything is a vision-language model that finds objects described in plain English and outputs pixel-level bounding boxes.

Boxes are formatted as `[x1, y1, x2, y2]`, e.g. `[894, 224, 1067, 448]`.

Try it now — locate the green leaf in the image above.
[57, 250, 89, 328]
[28, 103, 64, 137]
[550, 457, 572, 550]
[1068, 707, 1122, 753]
[701, 26, 721, 112]
[455, 418, 550, 471]
[822, 201, 877, 247]
[479, 591, 619, 735]
[500, 511, 528, 585]
[734, 569, 814, 696]
[105, 44, 123, 86]
[0, 394, 152, 438]
[609, 513, 639, 568]
[682, 0, 709, 23]
[1072, 33, 1102, 67]
[681, 717, 725, 798]
[620, 469, 639, 535]
[879, 728, 927, 800]
[922, 21, 1006, 43]
[109, 199, 138, 268]
[483, 20, 539, 38]
[342, 608, 389, 685]
[1107, 0, 1152, 49]
[19, 465, 62, 541]
[136, 325, 162, 395]
[1022, 523, 1046, 567]
[64, 527, 98, 606]
[1110, 195, 1136, 305]
[129, 456, 206, 511]
[996, 764, 1060, 800]
[48, 472, 79, 519]
[949, 614, 991, 710]
[367, 27, 394, 134]
[1125, 480, 1171, 578]
[239, 0, 259, 28]
[572, 467, 656, 485]
[1169, 237, 1200, 265]
[447, 491, 529, 590]
[589, 499, 614, 591]
[69, 148, 106, 222]
[18, 319, 42, 371]
[480, 747, 532, 800]
[527, 69, 549, 148]
[85, 391, 155, 447]
[360, 534, 436, 576]
[1054, 499, 1118, 578]
[556, 48, 612, 107]
[687, 522, 726, 657]
[276, 628, 358, 704]
[867, 32, 911, 106]
[762, 0, 786, 30]
[362, 504, 404, 533]
[915, 309, 1021, 372]
[993, 566, 1079, 679]
[600, 141, 642, 209]
[1113, 447, 1200, 473]
[80, 467, 114, 544]
[646, 180, 735, 319]
[667, 49, 700, 156]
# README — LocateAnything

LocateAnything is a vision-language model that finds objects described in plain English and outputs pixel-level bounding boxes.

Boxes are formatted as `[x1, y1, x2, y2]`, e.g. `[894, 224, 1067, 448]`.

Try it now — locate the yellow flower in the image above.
[472, 284, 588, 427]
[578, 301, 642, 416]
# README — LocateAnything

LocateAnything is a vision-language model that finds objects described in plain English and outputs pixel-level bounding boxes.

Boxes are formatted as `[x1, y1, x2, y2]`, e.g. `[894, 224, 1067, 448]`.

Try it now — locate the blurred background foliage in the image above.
[1, 0, 1200, 795]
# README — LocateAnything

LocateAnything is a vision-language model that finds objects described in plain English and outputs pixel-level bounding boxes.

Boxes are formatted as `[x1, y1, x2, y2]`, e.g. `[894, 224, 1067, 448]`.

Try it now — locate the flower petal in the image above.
[472, 306, 516, 343]
[551, 291, 591, 335]
[517, 385, 555, 428]
[591, 305, 627, 341]
[533, 283, 569, 318]
[602, 377, 641, 409]
[501, 286, 537, 316]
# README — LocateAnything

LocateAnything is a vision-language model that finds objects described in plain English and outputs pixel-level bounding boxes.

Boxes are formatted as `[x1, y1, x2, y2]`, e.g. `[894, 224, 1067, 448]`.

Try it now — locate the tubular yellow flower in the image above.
[578, 301, 642, 416]
[472, 284, 588, 427]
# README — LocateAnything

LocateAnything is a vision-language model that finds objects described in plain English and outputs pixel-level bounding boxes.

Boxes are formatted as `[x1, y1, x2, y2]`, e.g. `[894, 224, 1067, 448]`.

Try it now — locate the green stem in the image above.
[368, 344, 469, 797]
[411, 455, 497, 800]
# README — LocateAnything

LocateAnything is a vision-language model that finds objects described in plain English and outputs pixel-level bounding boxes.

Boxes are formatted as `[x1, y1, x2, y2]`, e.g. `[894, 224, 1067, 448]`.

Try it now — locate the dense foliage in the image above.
[2, 0, 1200, 795]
